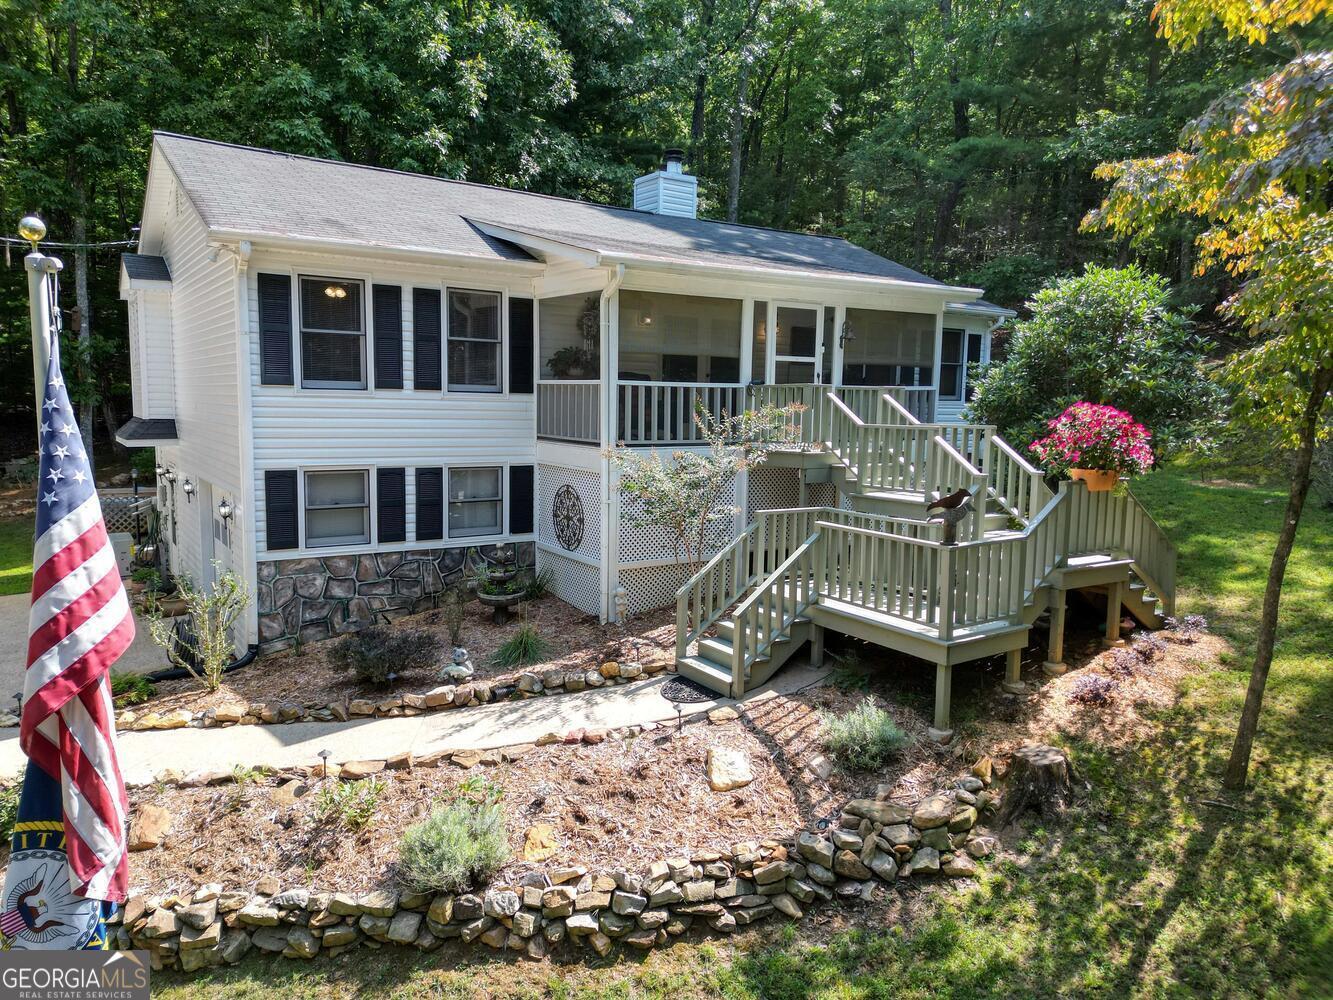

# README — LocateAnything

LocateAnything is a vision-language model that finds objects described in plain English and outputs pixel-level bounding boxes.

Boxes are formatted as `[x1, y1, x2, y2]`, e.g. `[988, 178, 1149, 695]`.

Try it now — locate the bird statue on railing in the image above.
[926, 487, 971, 512]
[926, 490, 975, 546]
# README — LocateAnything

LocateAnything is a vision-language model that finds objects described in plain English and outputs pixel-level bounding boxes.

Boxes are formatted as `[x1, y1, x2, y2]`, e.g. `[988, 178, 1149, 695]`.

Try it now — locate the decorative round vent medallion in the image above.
[552, 485, 585, 551]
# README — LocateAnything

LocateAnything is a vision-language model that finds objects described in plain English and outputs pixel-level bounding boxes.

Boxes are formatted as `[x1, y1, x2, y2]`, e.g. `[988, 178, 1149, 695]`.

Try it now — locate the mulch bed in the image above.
[29, 615, 1220, 902]
[130, 596, 676, 717]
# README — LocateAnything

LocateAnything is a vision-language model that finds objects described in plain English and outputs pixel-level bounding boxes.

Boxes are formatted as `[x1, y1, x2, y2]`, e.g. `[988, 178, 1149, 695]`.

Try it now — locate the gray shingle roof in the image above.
[153, 133, 948, 288]
[115, 417, 178, 444]
[122, 253, 172, 282]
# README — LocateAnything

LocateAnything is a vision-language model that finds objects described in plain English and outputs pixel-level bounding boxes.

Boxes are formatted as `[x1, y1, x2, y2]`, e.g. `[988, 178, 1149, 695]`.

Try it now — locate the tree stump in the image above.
[997, 744, 1081, 826]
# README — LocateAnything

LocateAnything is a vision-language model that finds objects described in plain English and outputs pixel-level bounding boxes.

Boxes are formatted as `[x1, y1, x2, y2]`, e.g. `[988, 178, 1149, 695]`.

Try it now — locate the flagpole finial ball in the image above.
[18, 215, 46, 248]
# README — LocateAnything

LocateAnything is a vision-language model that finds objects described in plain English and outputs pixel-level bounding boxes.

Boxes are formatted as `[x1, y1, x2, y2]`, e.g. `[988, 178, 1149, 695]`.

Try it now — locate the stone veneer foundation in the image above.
[256, 542, 536, 651]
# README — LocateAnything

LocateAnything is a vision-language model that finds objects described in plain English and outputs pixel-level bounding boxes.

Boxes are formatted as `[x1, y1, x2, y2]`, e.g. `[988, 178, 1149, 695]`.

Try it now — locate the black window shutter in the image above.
[508, 297, 534, 394]
[509, 465, 534, 535]
[377, 468, 406, 543]
[264, 470, 298, 549]
[258, 273, 293, 385]
[373, 285, 403, 389]
[415, 468, 443, 542]
[413, 288, 442, 390]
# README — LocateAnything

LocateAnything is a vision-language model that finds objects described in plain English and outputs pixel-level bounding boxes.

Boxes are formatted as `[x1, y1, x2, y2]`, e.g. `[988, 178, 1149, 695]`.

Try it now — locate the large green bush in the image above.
[397, 799, 510, 893]
[968, 264, 1223, 458]
[329, 626, 438, 686]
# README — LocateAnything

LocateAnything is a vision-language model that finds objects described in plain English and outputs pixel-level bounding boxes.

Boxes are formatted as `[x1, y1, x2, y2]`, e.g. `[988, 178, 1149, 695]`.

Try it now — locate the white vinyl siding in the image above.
[448, 466, 502, 538]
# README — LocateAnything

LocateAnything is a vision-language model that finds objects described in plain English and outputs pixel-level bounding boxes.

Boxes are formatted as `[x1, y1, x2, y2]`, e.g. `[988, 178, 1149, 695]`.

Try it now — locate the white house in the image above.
[116, 132, 1015, 657]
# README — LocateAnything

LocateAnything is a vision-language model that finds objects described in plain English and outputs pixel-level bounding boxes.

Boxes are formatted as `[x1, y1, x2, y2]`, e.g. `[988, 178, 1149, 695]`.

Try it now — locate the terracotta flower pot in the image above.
[1070, 468, 1120, 492]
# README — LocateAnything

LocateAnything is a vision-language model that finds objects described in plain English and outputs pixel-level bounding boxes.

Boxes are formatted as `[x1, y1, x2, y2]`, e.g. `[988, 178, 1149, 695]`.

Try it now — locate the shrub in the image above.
[968, 264, 1222, 457]
[820, 697, 911, 771]
[1131, 633, 1168, 663]
[330, 626, 438, 686]
[110, 672, 155, 707]
[491, 624, 550, 668]
[1070, 675, 1118, 705]
[440, 588, 466, 647]
[315, 777, 387, 830]
[1108, 648, 1139, 678]
[397, 799, 509, 893]
[0, 783, 19, 840]
[1163, 614, 1209, 642]
[146, 563, 249, 692]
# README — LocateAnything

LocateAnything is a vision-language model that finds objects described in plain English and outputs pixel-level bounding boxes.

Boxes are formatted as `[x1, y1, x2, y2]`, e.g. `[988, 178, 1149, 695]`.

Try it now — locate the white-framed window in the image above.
[300, 276, 366, 389]
[448, 466, 502, 538]
[305, 469, 370, 547]
[447, 288, 501, 392]
[940, 328, 983, 401]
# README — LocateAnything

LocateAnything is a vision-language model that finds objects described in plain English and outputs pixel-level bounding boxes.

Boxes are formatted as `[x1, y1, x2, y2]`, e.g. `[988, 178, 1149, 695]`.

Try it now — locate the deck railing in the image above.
[616, 381, 747, 445]
[884, 386, 936, 422]
[729, 532, 821, 696]
[986, 435, 1051, 525]
[537, 381, 599, 444]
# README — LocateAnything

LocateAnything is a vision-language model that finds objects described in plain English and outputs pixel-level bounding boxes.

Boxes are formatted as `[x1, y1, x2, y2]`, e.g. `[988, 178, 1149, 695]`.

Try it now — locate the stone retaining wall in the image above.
[115, 761, 1000, 973]
[256, 542, 536, 651]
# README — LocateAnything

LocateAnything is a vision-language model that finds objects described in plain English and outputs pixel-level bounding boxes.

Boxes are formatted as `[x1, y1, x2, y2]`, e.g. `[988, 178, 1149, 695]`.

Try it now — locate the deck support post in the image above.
[809, 623, 825, 667]
[1102, 580, 1126, 647]
[1042, 589, 1068, 677]
[1002, 647, 1025, 694]
[928, 661, 954, 742]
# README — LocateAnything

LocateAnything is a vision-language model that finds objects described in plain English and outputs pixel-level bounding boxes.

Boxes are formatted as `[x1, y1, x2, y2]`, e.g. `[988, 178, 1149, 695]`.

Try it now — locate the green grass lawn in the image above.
[0, 515, 33, 596]
[154, 466, 1333, 998]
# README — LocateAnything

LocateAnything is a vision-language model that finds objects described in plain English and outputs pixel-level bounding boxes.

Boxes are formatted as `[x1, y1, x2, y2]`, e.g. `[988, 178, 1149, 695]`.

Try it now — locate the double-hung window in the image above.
[301, 277, 365, 388]
[448, 467, 502, 538]
[940, 328, 982, 401]
[305, 470, 370, 546]
[447, 289, 501, 392]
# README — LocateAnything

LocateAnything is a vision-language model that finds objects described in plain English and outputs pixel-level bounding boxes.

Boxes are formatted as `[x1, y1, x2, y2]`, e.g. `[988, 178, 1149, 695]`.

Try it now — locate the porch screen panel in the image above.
[539, 292, 600, 380]
[842, 308, 936, 386]
[618, 290, 742, 383]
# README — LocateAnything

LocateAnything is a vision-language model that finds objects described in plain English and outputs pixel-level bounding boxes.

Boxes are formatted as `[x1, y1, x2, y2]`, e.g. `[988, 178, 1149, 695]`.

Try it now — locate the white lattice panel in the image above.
[538, 464, 602, 557]
[619, 473, 736, 564]
[538, 548, 602, 617]
[809, 482, 838, 509]
[746, 466, 801, 520]
[619, 562, 694, 616]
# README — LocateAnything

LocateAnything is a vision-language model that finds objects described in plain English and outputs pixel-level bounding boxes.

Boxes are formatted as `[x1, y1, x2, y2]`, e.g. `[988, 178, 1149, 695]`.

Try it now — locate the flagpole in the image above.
[20, 215, 63, 431]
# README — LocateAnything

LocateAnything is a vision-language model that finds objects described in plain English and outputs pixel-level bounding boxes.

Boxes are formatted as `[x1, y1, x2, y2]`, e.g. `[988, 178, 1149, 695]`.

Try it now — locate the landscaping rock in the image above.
[948, 806, 979, 832]
[387, 911, 423, 944]
[942, 853, 978, 877]
[844, 799, 912, 825]
[911, 794, 956, 830]
[341, 760, 386, 780]
[484, 890, 520, 919]
[903, 847, 941, 876]
[966, 835, 998, 859]
[286, 927, 319, 959]
[236, 902, 279, 927]
[797, 832, 835, 868]
[359, 890, 399, 917]
[128, 804, 172, 850]
[834, 850, 872, 880]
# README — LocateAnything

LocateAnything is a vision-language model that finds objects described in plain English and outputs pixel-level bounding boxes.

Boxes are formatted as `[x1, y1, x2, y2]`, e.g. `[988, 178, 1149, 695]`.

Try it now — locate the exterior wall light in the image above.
[155, 463, 167, 478]
[181, 479, 196, 502]
[217, 498, 234, 521]
[162, 468, 176, 484]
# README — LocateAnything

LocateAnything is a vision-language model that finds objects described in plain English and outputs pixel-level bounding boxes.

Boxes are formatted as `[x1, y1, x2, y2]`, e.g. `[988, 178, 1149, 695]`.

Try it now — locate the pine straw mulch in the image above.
[103, 617, 1223, 901]
[131, 596, 676, 717]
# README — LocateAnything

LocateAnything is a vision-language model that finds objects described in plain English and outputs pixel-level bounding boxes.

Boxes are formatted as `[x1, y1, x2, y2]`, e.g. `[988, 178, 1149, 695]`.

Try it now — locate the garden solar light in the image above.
[318, 749, 331, 778]
[18, 215, 46, 249]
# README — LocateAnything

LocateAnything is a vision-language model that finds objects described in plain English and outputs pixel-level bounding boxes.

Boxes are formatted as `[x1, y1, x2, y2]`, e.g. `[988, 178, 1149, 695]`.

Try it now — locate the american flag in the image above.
[16, 326, 132, 905]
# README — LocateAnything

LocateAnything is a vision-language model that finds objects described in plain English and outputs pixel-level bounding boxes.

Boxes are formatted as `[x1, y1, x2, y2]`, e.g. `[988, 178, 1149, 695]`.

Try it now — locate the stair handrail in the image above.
[878, 390, 922, 425]
[987, 433, 1053, 525]
[1121, 487, 1178, 616]
[728, 529, 822, 698]
[928, 435, 989, 541]
[675, 520, 759, 661]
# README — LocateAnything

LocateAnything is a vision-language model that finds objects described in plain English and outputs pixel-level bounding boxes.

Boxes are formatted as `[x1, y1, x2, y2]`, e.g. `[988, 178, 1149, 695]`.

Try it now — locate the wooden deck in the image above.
[675, 387, 1177, 738]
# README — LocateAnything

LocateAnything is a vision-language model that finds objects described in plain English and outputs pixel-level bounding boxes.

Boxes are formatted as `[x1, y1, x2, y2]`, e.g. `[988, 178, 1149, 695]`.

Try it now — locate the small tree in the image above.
[147, 563, 249, 692]
[1084, 0, 1332, 789]
[968, 264, 1223, 455]
[609, 400, 801, 568]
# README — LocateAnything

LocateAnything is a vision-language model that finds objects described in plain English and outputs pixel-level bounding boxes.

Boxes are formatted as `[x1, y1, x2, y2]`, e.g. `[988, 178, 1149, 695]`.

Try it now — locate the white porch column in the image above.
[831, 304, 847, 387]
[739, 298, 754, 385]
[764, 301, 777, 384]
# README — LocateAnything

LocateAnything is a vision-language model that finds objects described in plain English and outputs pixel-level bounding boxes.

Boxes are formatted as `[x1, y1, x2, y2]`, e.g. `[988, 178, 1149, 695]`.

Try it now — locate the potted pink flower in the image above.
[1029, 402, 1154, 491]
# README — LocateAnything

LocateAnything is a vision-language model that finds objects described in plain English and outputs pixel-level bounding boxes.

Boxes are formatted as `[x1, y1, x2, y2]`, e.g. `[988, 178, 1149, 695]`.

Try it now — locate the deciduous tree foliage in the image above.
[1, 0, 1310, 441]
[1085, 0, 1332, 790]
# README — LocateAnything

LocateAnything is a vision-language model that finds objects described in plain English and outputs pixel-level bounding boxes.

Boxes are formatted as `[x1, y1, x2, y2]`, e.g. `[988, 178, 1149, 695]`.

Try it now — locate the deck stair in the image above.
[676, 387, 1177, 736]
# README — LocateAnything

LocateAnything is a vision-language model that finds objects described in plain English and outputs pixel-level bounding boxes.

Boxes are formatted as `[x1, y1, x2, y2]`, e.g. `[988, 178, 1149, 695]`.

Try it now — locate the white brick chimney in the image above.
[633, 149, 698, 219]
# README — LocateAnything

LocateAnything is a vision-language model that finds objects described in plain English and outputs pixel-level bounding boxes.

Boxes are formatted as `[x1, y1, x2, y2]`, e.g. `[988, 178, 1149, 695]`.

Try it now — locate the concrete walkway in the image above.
[0, 663, 830, 784]
[0, 592, 165, 700]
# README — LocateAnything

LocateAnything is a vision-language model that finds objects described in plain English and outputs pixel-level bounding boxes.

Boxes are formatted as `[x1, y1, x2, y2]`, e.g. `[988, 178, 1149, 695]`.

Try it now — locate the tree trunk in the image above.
[932, 0, 969, 257]
[1224, 364, 1333, 789]
[687, 0, 717, 168]
[726, 55, 750, 222]
[998, 744, 1081, 825]
[71, 180, 96, 468]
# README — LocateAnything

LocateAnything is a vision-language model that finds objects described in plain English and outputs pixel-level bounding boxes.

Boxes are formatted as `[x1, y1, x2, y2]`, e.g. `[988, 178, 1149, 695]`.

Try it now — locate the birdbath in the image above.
[473, 548, 522, 624]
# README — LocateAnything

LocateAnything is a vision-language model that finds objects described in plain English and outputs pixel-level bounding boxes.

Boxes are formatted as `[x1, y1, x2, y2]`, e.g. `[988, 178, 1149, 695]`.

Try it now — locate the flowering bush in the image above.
[1029, 402, 1154, 476]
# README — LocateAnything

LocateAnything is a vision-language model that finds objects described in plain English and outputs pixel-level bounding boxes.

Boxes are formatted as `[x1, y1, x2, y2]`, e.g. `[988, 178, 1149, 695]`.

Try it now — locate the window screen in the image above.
[448, 467, 502, 538]
[448, 289, 501, 391]
[300, 278, 365, 388]
[305, 470, 369, 546]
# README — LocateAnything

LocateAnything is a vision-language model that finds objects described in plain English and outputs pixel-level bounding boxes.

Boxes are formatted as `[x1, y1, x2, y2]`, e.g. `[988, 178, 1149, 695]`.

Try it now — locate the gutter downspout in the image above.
[601, 264, 625, 622]
[231, 239, 260, 654]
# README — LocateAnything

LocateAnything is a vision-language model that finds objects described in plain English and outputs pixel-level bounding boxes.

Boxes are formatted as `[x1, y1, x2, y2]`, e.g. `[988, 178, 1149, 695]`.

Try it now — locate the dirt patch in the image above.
[133, 596, 676, 716]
